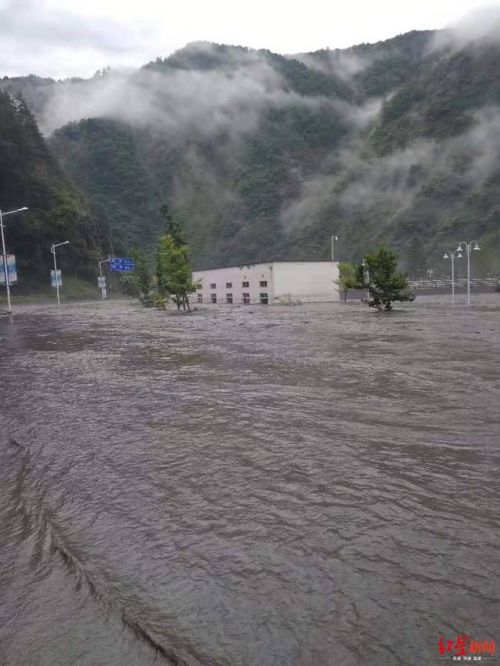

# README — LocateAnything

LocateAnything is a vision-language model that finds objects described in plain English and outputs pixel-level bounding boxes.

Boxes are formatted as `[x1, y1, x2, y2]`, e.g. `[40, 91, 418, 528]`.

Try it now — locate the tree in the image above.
[0, 92, 101, 281]
[357, 246, 414, 310]
[336, 262, 359, 303]
[160, 204, 187, 247]
[120, 248, 154, 303]
[156, 233, 199, 311]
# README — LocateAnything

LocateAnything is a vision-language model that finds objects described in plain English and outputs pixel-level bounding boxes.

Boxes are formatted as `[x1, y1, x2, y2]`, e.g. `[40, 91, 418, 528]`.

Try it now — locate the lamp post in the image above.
[456, 241, 480, 305]
[0, 206, 28, 314]
[362, 258, 370, 301]
[442, 249, 462, 304]
[331, 235, 339, 262]
[50, 241, 70, 305]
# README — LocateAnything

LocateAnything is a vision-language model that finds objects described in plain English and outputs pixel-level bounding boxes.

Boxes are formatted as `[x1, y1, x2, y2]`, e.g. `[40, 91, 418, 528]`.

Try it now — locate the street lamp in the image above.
[0, 206, 28, 314]
[442, 249, 462, 304]
[50, 241, 70, 305]
[362, 258, 370, 301]
[456, 241, 480, 305]
[331, 235, 339, 262]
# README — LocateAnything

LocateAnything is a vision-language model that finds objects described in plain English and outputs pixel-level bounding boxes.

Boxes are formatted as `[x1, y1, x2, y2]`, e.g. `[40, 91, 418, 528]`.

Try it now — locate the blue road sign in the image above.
[109, 257, 135, 272]
[0, 254, 18, 285]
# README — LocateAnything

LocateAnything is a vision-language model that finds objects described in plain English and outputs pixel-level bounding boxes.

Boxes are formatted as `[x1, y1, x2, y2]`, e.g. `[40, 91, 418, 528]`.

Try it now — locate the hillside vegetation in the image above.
[0, 92, 101, 282]
[2, 27, 500, 277]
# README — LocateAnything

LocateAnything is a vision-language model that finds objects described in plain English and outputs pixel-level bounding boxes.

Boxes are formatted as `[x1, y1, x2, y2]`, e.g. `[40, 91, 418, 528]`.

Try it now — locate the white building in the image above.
[193, 261, 339, 305]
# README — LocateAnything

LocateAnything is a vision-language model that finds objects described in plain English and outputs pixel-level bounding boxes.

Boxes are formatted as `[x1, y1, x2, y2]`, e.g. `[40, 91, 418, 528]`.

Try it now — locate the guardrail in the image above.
[409, 278, 499, 289]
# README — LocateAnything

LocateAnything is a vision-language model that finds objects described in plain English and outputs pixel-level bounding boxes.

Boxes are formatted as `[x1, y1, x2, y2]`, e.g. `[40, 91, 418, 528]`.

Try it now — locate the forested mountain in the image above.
[0, 92, 101, 281]
[2, 26, 500, 276]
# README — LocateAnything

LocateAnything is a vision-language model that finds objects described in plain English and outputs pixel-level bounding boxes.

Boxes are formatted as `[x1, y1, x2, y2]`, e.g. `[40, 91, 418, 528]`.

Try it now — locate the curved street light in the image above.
[442, 250, 462, 304]
[50, 240, 70, 305]
[0, 206, 28, 315]
[456, 241, 480, 305]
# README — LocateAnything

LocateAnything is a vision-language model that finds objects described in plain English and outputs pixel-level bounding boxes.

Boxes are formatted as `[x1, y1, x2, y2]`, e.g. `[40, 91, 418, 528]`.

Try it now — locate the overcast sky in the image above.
[0, 0, 497, 79]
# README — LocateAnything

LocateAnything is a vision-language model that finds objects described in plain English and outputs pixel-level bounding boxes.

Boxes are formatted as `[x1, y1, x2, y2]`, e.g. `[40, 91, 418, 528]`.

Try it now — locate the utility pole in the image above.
[331, 235, 338, 262]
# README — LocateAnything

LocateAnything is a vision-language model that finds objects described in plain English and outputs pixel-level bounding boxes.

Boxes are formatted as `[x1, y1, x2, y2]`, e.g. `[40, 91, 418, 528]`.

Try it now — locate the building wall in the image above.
[193, 264, 273, 305]
[272, 262, 339, 302]
[193, 261, 339, 305]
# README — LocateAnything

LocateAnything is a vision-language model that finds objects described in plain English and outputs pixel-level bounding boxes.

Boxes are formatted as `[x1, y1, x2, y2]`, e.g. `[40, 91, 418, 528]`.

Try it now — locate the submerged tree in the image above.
[120, 249, 158, 306]
[156, 217, 199, 311]
[131, 250, 153, 296]
[357, 246, 414, 311]
[336, 262, 359, 303]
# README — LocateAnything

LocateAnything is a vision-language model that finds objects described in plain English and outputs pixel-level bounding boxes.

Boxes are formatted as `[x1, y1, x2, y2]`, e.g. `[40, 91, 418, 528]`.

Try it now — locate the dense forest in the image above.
[2, 27, 500, 279]
[0, 92, 101, 281]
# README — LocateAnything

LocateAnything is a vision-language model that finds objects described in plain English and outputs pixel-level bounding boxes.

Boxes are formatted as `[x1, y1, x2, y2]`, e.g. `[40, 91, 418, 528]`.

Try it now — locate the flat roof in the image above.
[193, 260, 337, 272]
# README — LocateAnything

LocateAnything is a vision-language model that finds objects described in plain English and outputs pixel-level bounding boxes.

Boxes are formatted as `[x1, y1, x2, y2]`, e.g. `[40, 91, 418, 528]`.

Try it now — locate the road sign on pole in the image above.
[109, 257, 135, 272]
[0, 255, 17, 285]
[97, 275, 107, 299]
[51, 269, 62, 287]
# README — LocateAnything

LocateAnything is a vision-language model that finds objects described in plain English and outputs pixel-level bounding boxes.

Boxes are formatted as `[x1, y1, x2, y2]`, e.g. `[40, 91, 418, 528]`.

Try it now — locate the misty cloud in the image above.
[39, 47, 372, 143]
[431, 6, 500, 52]
[294, 50, 372, 81]
[281, 106, 500, 230]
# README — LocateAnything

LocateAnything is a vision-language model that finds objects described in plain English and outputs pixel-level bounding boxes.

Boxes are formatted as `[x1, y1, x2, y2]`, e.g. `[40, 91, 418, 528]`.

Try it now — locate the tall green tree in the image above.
[357, 246, 414, 310]
[160, 204, 187, 247]
[336, 262, 359, 303]
[156, 233, 199, 311]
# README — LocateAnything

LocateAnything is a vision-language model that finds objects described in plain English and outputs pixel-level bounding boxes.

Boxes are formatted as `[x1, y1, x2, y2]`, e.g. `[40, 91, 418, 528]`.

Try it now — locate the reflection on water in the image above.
[1, 296, 499, 665]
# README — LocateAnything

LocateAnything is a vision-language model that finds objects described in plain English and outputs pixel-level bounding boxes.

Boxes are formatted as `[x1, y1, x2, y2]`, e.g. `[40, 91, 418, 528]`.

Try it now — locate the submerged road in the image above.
[1, 296, 499, 665]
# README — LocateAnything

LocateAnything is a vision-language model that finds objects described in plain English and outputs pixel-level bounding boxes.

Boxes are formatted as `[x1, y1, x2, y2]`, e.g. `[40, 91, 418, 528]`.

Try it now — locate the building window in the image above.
[259, 280, 267, 287]
[226, 282, 232, 289]
[242, 281, 249, 288]
[260, 293, 269, 305]
[197, 293, 203, 303]
[242, 293, 250, 304]
[197, 284, 202, 291]
[210, 283, 216, 289]
[211, 293, 217, 303]
[226, 293, 233, 304]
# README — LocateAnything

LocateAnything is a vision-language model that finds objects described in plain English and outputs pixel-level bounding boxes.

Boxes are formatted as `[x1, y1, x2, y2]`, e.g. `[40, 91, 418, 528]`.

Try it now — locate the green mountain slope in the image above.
[0, 92, 101, 283]
[4, 30, 500, 277]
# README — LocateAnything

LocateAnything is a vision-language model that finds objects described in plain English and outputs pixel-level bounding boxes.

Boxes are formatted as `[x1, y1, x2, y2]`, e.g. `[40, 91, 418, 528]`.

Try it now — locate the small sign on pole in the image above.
[97, 275, 107, 299]
[0, 254, 17, 285]
[109, 257, 135, 272]
[51, 269, 62, 287]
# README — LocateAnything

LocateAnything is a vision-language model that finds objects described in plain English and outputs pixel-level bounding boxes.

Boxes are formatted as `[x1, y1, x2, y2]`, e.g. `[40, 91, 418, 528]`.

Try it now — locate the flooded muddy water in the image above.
[1, 295, 499, 665]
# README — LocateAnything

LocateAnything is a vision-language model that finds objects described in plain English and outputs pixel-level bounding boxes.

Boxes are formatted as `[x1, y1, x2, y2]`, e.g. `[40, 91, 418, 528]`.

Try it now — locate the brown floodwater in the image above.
[1, 295, 499, 665]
